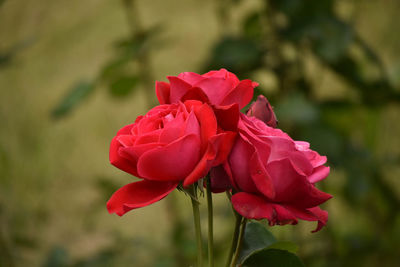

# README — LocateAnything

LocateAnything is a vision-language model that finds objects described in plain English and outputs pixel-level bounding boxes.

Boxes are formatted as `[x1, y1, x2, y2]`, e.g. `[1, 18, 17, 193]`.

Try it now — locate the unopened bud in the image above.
[246, 95, 278, 128]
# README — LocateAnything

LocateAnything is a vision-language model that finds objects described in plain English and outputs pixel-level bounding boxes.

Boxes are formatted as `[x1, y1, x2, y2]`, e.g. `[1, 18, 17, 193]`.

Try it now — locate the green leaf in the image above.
[242, 248, 305, 267]
[237, 221, 277, 264]
[268, 241, 298, 253]
[52, 81, 95, 119]
[108, 76, 139, 97]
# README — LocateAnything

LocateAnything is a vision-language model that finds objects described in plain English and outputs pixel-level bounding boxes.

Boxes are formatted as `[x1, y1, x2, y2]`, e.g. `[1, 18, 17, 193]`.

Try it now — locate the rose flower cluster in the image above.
[107, 69, 332, 232]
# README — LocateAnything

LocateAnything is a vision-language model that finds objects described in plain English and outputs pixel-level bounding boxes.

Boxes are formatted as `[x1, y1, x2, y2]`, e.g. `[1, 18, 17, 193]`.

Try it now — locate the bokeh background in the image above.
[1, 0, 400, 266]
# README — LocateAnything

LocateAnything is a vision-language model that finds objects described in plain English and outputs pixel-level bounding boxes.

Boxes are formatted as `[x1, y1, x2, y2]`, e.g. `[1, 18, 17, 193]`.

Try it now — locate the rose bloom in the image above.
[156, 68, 258, 110]
[107, 100, 235, 216]
[211, 113, 332, 232]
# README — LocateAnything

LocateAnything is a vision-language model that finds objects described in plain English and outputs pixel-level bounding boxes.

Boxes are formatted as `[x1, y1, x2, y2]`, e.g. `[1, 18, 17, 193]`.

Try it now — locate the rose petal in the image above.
[231, 192, 274, 220]
[178, 72, 205, 85]
[250, 150, 275, 199]
[286, 206, 328, 232]
[221, 79, 255, 109]
[156, 81, 171, 104]
[193, 77, 233, 105]
[210, 165, 232, 193]
[110, 136, 138, 177]
[308, 166, 330, 184]
[213, 103, 239, 131]
[229, 135, 258, 193]
[181, 87, 210, 103]
[107, 180, 178, 216]
[267, 158, 332, 208]
[138, 134, 201, 181]
[167, 76, 192, 103]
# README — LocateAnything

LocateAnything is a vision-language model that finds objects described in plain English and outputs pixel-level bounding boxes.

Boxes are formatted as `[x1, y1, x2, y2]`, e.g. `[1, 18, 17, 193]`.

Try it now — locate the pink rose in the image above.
[212, 114, 332, 232]
[156, 68, 258, 109]
[107, 100, 236, 216]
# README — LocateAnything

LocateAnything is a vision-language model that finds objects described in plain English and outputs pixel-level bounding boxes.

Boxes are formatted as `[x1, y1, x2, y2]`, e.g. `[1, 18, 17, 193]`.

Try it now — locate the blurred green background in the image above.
[1, 0, 399, 266]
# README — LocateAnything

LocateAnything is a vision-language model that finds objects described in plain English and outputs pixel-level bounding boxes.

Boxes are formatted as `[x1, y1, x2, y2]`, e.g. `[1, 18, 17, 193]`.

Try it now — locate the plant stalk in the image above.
[190, 186, 204, 267]
[206, 177, 214, 267]
[230, 218, 247, 267]
[225, 213, 242, 267]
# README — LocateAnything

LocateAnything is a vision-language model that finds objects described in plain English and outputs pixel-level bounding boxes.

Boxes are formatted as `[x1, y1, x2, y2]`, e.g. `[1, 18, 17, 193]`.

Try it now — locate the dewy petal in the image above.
[107, 180, 178, 216]
[156, 81, 171, 104]
[167, 76, 192, 103]
[138, 134, 201, 181]
[220, 79, 255, 109]
[231, 192, 274, 220]
[267, 158, 332, 208]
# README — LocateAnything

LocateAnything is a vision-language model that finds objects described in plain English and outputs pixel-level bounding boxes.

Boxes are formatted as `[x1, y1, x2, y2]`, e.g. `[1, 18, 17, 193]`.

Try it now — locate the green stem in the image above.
[190, 186, 204, 267]
[206, 177, 214, 267]
[225, 213, 242, 267]
[230, 218, 247, 267]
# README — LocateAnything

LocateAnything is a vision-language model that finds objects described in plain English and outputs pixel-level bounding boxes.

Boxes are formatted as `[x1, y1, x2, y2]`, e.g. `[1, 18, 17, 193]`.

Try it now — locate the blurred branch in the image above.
[122, 0, 155, 109]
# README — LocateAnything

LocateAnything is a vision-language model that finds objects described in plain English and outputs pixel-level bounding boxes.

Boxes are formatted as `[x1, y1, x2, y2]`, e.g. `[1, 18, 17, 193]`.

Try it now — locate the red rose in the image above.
[156, 68, 258, 109]
[107, 100, 235, 216]
[212, 114, 332, 232]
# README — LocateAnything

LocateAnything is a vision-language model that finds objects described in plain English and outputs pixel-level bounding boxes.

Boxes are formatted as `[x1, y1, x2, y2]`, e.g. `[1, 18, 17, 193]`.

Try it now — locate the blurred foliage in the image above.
[1, 0, 400, 266]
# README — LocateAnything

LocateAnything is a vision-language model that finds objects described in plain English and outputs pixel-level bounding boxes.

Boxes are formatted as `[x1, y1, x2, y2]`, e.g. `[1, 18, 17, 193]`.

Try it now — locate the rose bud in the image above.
[246, 95, 278, 128]
[211, 114, 332, 232]
[107, 100, 236, 216]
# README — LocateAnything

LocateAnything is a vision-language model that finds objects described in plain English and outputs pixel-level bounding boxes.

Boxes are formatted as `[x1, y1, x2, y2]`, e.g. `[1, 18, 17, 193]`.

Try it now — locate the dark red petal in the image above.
[156, 81, 171, 104]
[137, 134, 201, 181]
[246, 95, 277, 128]
[210, 165, 232, 193]
[210, 132, 237, 166]
[231, 192, 274, 220]
[221, 79, 255, 109]
[167, 76, 192, 103]
[213, 103, 240, 131]
[107, 180, 178, 216]
[181, 87, 210, 103]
